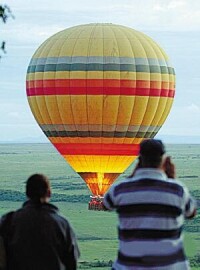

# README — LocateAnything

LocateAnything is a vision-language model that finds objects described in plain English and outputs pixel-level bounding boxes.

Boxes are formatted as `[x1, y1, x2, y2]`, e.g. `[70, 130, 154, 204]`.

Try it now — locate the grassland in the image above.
[0, 143, 199, 269]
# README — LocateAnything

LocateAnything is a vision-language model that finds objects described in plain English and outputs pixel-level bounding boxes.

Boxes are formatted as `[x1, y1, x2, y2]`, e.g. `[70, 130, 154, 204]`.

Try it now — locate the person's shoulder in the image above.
[166, 178, 191, 196]
[55, 214, 74, 234]
[109, 177, 136, 194]
[46, 204, 71, 227]
[0, 211, 15, 221]
[0, 211, 15, 230]
[113, 176, 132, 187]
[105, 178, 126, 193]
[167, 178, 187, 188]
[44, 203, 64, 218]
[44, 202, 59, 212]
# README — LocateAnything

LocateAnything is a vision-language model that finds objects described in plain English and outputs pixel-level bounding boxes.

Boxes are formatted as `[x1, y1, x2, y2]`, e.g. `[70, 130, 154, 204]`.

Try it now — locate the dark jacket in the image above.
[0, 200, 80, 270]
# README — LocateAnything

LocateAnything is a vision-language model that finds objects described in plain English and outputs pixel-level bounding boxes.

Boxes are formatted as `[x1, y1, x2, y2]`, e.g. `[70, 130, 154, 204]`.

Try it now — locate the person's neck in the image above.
[40, 197, 50, 203]
[142, 165, 161, 169]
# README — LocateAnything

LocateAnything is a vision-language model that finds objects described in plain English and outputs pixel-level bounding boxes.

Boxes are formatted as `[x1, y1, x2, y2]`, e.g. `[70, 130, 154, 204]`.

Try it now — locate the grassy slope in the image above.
[0, 143, 199, 269]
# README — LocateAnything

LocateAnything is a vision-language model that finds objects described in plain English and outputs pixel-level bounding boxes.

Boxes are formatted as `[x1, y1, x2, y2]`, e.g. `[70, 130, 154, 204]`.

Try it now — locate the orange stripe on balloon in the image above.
[53, 143, 140, 156]
[27, 79, 135, 88]
[27, 79, 175, 89]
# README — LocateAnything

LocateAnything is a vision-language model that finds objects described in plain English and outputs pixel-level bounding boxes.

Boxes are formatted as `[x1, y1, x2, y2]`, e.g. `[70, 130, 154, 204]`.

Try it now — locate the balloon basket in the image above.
[88, 196, 106, 211]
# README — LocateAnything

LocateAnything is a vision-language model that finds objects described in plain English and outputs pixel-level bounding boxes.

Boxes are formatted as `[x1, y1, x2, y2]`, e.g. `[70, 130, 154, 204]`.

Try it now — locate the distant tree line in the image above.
[79, 260, 113, 269]
[0, 189, 89, 203]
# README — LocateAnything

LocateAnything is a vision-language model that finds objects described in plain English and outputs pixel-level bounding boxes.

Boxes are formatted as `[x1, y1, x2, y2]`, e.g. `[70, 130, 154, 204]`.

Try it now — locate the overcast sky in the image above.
[0, 0, 200, 143]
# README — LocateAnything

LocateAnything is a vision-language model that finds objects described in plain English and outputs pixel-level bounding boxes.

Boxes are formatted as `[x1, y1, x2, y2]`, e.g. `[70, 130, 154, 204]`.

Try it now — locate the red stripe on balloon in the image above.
[26, 79, 175, 97]
[53, 143, 140, 156]
[27, 87, 175, 97]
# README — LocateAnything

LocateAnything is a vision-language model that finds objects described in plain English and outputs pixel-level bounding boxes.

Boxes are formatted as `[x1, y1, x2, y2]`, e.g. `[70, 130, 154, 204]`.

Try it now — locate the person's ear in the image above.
[47, 188, 51, 198]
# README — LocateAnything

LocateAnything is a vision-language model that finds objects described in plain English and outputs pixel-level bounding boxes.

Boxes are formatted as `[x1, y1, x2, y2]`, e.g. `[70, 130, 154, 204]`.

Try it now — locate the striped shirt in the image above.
[103, 168, 196, 270]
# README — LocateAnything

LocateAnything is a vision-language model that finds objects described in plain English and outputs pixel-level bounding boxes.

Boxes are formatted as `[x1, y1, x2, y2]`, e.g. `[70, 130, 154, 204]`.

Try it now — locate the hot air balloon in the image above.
[26, 23, 175, 208]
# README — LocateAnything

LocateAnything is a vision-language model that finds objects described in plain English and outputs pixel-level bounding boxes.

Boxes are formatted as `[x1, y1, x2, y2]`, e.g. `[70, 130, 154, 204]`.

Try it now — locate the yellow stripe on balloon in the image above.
[49, 137, 144, 145]
[63, 155, 136, 173]
[28, 95, 172, 126]
[31, 24, 170, 59]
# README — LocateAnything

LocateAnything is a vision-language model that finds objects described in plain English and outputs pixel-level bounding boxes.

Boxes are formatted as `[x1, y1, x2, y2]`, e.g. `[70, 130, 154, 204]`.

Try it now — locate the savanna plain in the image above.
[0, 143, 199, 269]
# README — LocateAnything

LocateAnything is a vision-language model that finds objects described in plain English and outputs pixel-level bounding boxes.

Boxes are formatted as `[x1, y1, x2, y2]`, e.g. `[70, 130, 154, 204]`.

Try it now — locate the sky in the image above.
[0, 0, 200, 143]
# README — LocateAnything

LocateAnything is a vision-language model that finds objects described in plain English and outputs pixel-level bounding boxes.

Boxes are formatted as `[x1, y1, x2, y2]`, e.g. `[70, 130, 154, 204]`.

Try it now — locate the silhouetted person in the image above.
[104, 139, 196, 270]
[0, 174, 80, 270]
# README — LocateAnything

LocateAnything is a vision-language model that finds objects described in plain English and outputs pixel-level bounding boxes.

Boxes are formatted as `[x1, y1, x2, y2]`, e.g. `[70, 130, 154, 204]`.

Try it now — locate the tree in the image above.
[0, 4, 14, 59]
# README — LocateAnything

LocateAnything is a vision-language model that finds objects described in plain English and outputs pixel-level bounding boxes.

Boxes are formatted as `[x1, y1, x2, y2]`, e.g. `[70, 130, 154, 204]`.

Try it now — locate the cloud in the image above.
[187, 104, 200, 113]
[4, 0, 200, 34]
[0, 102, 33, 125]
[168, 0, 186, 9]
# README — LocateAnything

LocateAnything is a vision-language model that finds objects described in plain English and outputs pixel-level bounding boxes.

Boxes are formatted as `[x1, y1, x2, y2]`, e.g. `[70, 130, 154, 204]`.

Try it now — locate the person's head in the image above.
[26, 174, 51, 202]
[139, 139, 166, 168]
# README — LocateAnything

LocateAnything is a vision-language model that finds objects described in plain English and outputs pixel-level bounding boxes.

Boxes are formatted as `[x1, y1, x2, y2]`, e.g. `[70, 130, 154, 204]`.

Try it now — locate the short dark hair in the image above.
[26, 174, 50, 200]
[139, 139, 165, 168]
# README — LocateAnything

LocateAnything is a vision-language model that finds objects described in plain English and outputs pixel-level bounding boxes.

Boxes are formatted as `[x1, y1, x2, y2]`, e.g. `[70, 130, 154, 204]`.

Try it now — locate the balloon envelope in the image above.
[26, 23, 175, 196]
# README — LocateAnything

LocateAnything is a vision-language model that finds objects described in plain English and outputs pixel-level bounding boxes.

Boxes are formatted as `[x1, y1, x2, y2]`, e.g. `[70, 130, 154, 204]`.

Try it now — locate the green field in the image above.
[0, 143, 199, 269]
